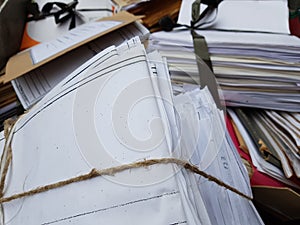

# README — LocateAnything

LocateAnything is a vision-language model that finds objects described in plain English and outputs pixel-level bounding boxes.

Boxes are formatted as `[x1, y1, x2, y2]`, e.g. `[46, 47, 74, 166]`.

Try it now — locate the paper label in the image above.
[30, 20, 122, 64]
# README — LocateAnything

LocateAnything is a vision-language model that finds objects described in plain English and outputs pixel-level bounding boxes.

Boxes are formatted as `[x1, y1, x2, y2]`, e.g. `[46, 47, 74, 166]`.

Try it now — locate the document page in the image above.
[173, 87, 264, 225]
[178, 0, 290, 34]
[0, 38, 208, 225]
[30, 21, 122, 64]
[12, 22, 150, 109]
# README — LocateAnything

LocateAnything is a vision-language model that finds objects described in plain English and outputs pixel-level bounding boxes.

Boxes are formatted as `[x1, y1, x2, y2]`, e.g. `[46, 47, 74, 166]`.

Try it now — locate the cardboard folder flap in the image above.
[1, 11, 142, 83]
[99, 10, 142, 22]
[4, 50, 33, 82]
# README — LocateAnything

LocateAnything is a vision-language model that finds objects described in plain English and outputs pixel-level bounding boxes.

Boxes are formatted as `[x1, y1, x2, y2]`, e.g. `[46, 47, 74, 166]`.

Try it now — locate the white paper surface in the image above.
[1, 38, 210, 225]
[149, 27, 300, 111]
[178, 0, 289, 34]
[26, 0, 113, 42]
[30, 20, 122, 64]
[172, 88, 264, 225]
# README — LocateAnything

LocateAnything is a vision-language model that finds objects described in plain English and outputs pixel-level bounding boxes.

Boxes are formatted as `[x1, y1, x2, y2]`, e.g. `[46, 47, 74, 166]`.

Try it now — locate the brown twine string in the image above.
[0, 119, 16, 198]
[0, 119, 252, 205]
[0, 158, 252, 204]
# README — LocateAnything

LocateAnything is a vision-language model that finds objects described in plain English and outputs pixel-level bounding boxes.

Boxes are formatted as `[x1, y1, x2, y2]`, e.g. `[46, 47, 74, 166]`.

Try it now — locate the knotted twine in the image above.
[0, 118, 252, 205]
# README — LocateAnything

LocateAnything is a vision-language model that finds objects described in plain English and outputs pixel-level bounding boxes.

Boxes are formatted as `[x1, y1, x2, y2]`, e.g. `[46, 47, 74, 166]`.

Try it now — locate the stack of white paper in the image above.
[149, 0, 300, 193]
[23, 0, 114, 43]
[228, 107, 300, 187]
[173, 87, 263, 225]
[149, 0, 300, 112]
[0, 37, 263, 224]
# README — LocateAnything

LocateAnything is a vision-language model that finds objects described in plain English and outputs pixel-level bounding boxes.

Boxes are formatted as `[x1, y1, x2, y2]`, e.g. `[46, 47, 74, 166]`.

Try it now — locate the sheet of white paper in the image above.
[178, 0, 289, 34]
[227, 108, 300, 188]
[0, 131, 4, 152]
[25, 0, 113, 42]
[173, 88, 263, 225]
[151, 29, 300, 51]
[266, 111, 300, 147]
[30, 20, 122, 64]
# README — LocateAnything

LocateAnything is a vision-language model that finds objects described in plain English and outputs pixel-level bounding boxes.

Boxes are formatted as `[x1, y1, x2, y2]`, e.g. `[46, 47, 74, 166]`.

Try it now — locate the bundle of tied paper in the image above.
[0, 37, 263, 224]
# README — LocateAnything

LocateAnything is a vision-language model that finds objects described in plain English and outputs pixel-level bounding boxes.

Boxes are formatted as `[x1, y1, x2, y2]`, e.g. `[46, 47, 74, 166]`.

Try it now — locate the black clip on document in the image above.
[191, 0, 224, 111]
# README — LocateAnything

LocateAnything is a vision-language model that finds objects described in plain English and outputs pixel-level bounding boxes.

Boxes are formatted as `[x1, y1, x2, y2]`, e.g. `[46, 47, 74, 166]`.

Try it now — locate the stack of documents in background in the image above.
[0, 37, 263, 224]
[20, 0, 114, 49]
[150, 0, 300, 112]
[150, 29, 300, 111]
[6, 13, 149, 110]
[225, 109, 300, 222]
[0, 82, 23, 131]
[149, 0, 300, 220]
[112, 0, 182, 32]
[228, 108, 300, 188]
[148, 0, 300, 183]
